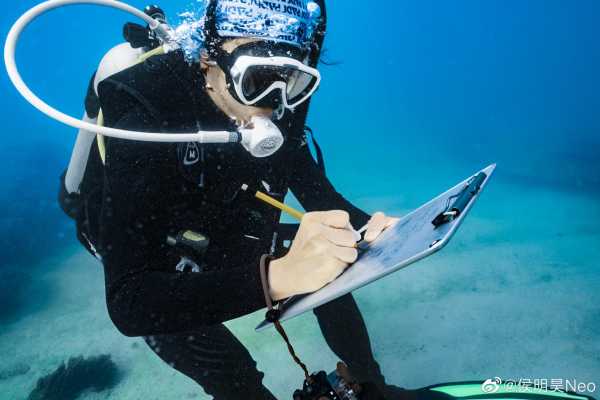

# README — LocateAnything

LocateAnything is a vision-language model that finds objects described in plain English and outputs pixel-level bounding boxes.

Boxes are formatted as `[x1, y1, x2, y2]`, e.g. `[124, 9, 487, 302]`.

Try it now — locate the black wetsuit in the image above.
[97, 53, 390, 399]
[69, 48, 389, 398]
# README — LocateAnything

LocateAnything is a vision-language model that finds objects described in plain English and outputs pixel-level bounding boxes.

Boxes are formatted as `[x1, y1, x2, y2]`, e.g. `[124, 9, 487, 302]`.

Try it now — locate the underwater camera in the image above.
[293, 370, 360, 400]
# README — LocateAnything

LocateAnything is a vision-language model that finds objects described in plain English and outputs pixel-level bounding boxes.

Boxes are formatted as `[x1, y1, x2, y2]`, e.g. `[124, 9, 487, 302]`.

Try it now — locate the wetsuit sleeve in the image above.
[99, 106, 266, 337]
[289, 141, 371, 228]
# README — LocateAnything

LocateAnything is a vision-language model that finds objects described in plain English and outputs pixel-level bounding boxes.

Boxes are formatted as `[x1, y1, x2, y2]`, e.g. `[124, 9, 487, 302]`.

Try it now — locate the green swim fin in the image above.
[417, 380, 596, 400]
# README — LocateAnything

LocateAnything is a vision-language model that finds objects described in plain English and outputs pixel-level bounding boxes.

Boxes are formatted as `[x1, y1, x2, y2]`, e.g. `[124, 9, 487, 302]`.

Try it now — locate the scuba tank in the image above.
[63, 5, 168, 198]
[59, 6, 170, 257]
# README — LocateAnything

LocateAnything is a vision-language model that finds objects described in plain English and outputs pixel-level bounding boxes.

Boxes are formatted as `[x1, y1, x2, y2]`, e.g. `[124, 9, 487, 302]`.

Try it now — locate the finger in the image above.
[364, 212, 387, 242]
[303, 211, 322, 221]
[329, 243, 358, 264]
[321, 210, 351, 229]
[321, 226, 357, 247]
[385, 217, 400, 229]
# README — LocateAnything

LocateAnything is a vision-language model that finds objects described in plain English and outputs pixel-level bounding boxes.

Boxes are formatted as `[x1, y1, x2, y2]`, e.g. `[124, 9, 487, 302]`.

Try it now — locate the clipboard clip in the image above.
[432, 172, 487, 227]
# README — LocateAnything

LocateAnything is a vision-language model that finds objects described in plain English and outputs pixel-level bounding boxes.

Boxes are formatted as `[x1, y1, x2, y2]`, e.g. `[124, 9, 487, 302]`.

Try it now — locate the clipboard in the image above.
[256, 164, 496, 331]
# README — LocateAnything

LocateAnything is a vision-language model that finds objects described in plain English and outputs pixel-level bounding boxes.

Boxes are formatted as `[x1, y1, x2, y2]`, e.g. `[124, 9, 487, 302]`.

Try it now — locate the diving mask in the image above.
[216, 42, 321, 110]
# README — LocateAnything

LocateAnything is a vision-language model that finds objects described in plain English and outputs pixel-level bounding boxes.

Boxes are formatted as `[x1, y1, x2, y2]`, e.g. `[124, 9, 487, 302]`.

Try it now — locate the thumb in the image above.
[364, 212, 387, 242]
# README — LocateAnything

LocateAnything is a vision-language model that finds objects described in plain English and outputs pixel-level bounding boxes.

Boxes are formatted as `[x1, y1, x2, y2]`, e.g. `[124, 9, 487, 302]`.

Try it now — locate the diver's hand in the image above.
[268, 211, 358, 301]
[364, 212, 400, 243]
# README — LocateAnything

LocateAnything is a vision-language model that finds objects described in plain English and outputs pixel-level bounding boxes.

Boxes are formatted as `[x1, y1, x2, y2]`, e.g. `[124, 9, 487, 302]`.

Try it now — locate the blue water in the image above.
[1, 1, 599, 399]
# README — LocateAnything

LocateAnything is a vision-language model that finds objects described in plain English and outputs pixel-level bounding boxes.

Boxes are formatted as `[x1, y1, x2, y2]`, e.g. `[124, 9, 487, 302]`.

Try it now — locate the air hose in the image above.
[4, 0, 284, 157]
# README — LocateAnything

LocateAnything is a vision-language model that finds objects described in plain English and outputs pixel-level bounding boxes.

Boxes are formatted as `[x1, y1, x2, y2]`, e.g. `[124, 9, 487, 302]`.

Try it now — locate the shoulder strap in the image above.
[97, 50, 203, 129]
[304, 126, 326, 174]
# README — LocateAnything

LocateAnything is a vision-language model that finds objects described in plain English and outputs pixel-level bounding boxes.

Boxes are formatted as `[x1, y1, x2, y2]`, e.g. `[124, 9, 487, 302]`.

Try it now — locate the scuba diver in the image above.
[3, 2, 595, 399]
[59, 0, 402, 398]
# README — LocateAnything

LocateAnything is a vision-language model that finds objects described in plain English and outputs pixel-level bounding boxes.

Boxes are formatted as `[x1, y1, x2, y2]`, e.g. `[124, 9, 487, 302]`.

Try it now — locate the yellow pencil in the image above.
[241, 184, 367, 249]
[241, 184, 304, 221]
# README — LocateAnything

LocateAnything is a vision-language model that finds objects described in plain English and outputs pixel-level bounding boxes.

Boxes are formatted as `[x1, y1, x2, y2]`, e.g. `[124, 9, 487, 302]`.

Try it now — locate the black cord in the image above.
[274, 320, 310, 380]
[260, 255, 311, 380]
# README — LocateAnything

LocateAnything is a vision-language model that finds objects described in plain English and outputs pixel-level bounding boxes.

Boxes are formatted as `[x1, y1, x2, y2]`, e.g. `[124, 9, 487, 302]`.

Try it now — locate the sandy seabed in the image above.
[1, 180, 599, 400]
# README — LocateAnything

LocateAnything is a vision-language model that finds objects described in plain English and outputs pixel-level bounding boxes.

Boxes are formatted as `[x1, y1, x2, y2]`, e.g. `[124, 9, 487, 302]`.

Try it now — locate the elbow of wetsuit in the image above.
[105, 295, 136, 337]
[105, 286, 149, 337]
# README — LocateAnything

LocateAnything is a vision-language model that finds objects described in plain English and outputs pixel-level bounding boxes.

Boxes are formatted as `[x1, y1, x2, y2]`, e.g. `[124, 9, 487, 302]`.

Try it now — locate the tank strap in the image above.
[96, 110, 107, 165]
[94, 47, 170, 166]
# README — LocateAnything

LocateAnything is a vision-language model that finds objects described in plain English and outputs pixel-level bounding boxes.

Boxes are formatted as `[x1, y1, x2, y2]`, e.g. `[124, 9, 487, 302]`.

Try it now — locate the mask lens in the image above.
[286, 70, 318, 106]
[237, 59, 319, 107]
[241, 65, 290, 102]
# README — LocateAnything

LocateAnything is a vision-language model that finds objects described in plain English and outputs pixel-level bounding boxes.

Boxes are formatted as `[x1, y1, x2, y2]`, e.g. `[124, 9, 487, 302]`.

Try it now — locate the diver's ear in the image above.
[199, 50, 217, 71]
[200, 59, 209, 72]
[199, 55, 210, 71]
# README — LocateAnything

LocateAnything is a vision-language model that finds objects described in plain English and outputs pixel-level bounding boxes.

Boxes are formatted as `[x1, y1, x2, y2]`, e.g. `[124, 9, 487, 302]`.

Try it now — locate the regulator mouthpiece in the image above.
[239, 116, 284, 158]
